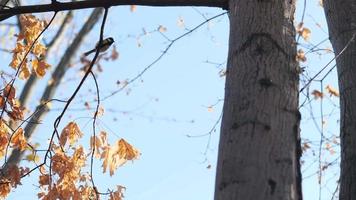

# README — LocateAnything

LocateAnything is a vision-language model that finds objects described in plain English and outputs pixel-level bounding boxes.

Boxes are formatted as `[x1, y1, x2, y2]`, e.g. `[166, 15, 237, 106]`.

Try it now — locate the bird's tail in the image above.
[83, 49, 96, 56]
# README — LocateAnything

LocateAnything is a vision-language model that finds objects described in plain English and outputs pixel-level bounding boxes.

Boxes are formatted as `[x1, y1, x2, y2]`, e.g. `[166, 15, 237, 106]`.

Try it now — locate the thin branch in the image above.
[299, 33, 356, 93]
[0, 12, 58, 119]
[89, 70, 100, 197]
[0, 0, 228, 21]
[47, 10, 73, 48]
[89, 8, 109, 197]
[0, 10, 57, 169]
[18, 10, 74, 108]
[4, 8, 104, 168]
[103, 11, 228, 100]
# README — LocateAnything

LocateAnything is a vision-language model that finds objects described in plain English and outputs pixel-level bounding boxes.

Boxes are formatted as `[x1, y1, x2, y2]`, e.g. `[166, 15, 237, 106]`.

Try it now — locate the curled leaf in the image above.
[11, 128, 27, 151]
[326, 85, 339, 97]
[60, 122, 83, 147]
[311, 90, 324, 99]
[32, 59, 51, 77]
[296, 49, 307, 62]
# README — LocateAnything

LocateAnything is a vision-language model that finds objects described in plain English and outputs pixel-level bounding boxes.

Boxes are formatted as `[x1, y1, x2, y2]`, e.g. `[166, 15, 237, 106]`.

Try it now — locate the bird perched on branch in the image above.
[84, 37, 114, 56]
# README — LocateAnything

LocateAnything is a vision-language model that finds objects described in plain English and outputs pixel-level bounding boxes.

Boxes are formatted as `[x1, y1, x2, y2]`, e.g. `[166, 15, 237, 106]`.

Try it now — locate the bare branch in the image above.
[103, 11, 228, 100]
[0, 0, 228, 21]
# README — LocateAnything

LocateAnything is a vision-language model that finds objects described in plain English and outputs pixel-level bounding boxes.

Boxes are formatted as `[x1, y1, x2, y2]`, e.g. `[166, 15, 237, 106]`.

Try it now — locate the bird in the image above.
[83, 37, 114, 56]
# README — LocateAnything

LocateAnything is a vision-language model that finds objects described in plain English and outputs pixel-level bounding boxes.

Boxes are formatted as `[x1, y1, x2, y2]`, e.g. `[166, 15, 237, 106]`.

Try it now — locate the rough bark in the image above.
[214, 0, 302, 199]
[4, 8, 103, 168]
[324, 1, 356, 199]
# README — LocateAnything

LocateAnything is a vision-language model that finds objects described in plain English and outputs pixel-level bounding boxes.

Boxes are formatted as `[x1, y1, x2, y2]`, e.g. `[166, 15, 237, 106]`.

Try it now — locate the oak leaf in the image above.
[300, 28, 311, 41]
[102, 139, 140, 176]
[296, 22, 311, 41]
[32, 59, 51, 77]
[326, 85, 339, 97]
[11, 128, 27, 151]
[4, 85, 16, 101]
[296, 49, 307, 62]
[311, 90, 323, 99]
[60, 122, 83, 147]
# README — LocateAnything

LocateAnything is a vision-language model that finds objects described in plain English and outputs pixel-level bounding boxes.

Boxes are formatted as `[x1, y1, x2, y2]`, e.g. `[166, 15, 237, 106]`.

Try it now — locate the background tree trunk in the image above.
[214, 0, 302, 199]
[324, 1, 356, 199]
[4, 8, 103, 168]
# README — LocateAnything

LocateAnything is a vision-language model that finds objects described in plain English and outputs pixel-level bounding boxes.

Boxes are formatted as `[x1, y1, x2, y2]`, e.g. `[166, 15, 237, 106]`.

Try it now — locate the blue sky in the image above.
[2, 0, 342, 199]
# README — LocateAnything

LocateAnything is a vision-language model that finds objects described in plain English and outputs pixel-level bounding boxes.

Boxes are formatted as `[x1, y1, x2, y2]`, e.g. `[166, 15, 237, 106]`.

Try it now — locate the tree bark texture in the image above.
[324, 1, 356, 199]
[214, 0, 302, 199]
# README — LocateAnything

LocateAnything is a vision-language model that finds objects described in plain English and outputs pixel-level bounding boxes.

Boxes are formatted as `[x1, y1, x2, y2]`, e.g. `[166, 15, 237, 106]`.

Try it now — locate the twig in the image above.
[102, 11, 228, 101]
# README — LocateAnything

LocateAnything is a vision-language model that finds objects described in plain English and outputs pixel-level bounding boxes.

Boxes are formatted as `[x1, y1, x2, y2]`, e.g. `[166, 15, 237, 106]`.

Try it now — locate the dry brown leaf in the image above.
[19, 65, 31, 80]
[102, 139, 139, 176]
[32, 59, 51, 77]
[60, 122, 83, 147]
[130, 5, 137, 12]
[311, 90, 323, 99]
[300, 28, 311, 41]
[296, 23, 311, 41]
[326, 85, 339, 97]
[0, 182, 11, 199]
[110, 185, 125, 200]
[4, 85, 16, 101]
[11, 128, 27, 151]
[158, 25, 167, 33]
[296, 49, 307, 62]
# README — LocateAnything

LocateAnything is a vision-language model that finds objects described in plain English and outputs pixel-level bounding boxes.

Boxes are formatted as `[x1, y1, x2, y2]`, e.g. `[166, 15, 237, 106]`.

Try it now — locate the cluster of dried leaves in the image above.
[9, 14, 50, 79]
[311, 84, 340, 100]
[91, 131, 140, 176]
[0, 91, 139, 199]
[296, 22, 311, 62]
[0, 84, 28, 194]
[37, 123, 139, 200]
[0, 13, 140, 200]
[0, 85, 25, 122]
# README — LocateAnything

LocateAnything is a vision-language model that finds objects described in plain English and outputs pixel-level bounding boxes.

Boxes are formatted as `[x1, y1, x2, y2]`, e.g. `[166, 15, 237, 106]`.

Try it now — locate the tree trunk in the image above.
[324, 1, 356, 199]
[214, 0, 302, 199]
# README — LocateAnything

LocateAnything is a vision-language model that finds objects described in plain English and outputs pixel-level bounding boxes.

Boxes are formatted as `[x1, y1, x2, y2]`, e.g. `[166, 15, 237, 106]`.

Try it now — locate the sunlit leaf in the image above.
[4, 84, 16, 101]
[11, 128, 27, 151]
[296, 49, 307, 62]
[296, 22, 311, 41]
[102, 139, 140, 176]
[32, 59, 51, 77]
[130, 5, 137, 12]
[60, 122, 83, 147]
[109, 185, 125, 200]
[326, 85, 339, 97]
[300, 28, 311, 41]
[25, 154, 40, 162]
[158, 25, 167, 33]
